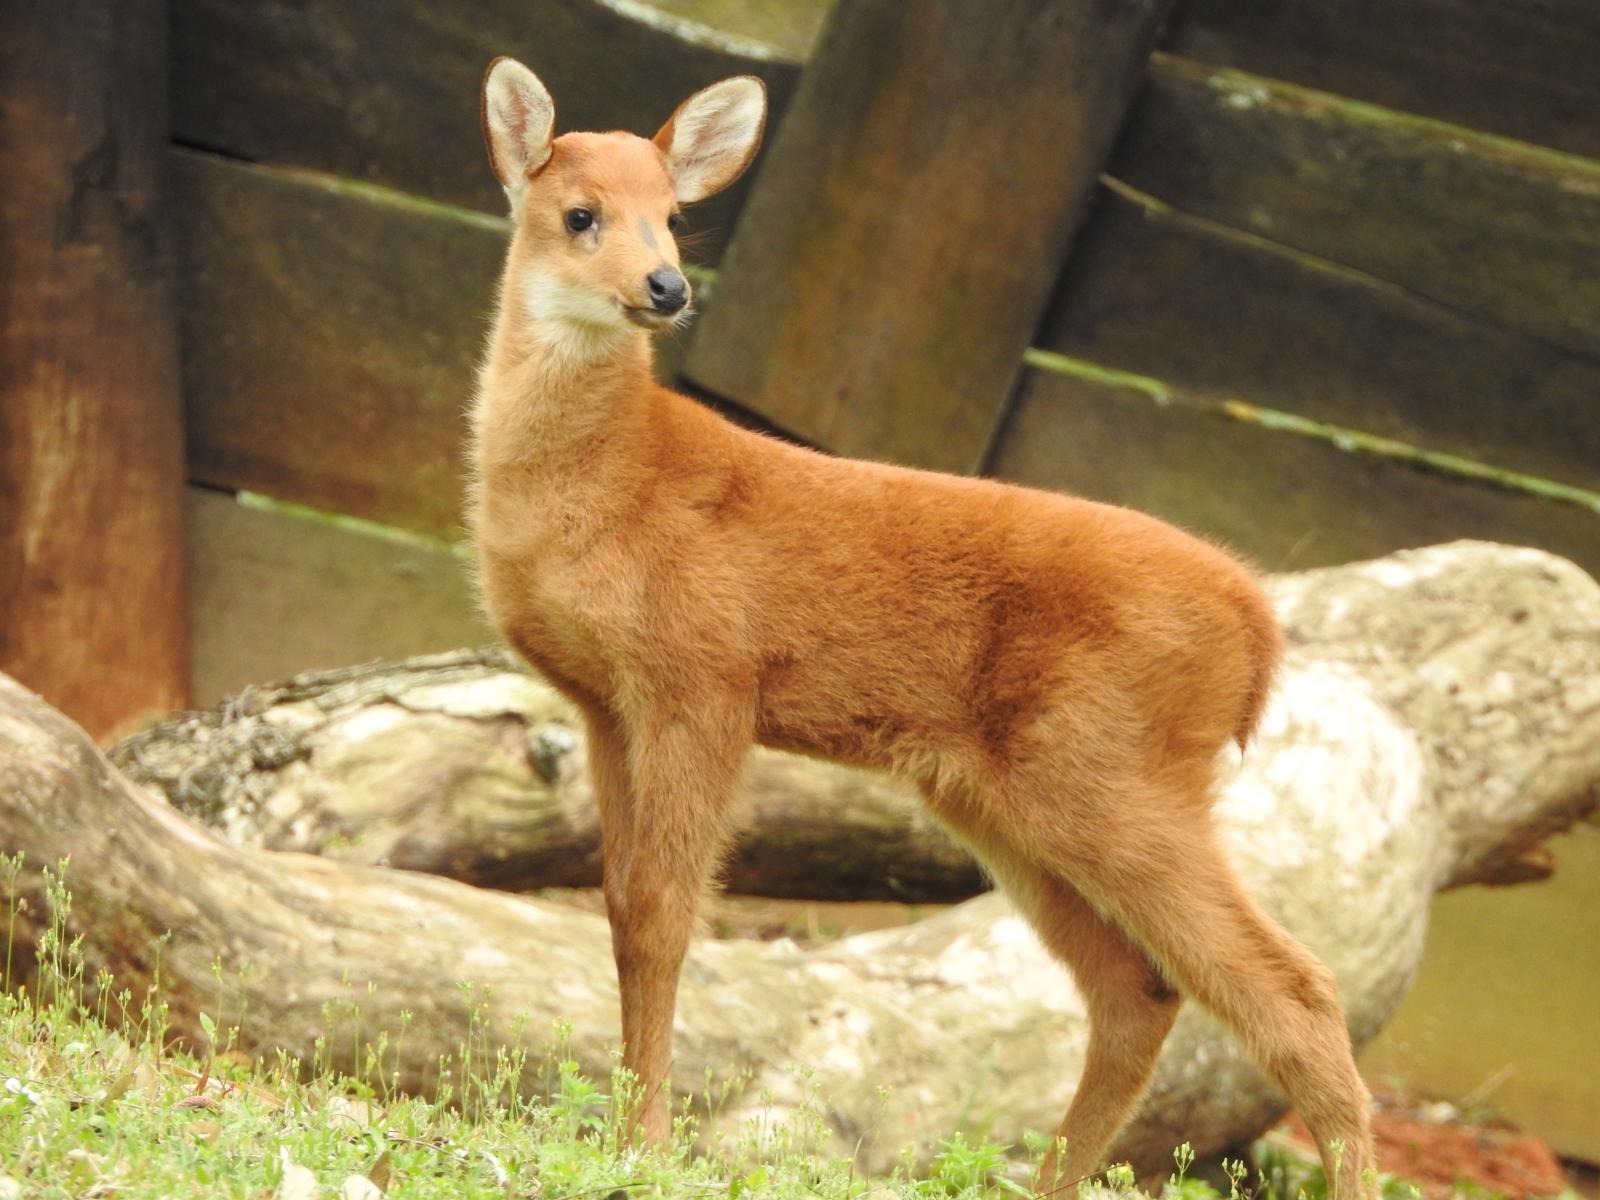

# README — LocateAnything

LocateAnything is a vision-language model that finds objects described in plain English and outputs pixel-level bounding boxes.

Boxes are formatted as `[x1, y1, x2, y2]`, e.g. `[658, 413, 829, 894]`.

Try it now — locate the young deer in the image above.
[472, 58, 1376, 1197]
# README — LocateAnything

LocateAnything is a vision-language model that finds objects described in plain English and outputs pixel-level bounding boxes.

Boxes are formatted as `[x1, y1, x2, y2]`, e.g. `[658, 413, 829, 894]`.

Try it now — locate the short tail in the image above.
[1234, 586, 1286, 751]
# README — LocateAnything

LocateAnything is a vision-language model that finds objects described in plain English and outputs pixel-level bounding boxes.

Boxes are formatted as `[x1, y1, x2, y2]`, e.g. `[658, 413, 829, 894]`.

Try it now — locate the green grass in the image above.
[0, 858, 1421, 1199]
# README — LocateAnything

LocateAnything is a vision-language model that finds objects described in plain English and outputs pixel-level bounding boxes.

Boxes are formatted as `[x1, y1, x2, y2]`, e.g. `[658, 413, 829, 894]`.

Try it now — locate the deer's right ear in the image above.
[481, 57, 555, 201]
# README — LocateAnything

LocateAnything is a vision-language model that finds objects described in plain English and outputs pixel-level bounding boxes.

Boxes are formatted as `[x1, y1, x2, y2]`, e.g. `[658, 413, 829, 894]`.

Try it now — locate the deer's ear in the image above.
[653, 76, 766, 204]
[482, 57, 555, 199]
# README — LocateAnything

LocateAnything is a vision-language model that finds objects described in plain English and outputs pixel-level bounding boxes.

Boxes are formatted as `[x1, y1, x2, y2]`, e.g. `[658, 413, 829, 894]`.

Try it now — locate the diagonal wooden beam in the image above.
[684, 0, 1179, 473]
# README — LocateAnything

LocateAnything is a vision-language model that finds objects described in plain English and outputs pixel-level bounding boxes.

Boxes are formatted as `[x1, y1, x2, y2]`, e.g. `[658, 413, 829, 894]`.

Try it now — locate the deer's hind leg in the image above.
[984, 757, 1375, 1199]
[978, 853, 1181, 1194]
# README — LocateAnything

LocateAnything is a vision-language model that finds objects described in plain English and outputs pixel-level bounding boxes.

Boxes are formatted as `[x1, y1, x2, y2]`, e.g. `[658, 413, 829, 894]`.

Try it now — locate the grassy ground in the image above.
[0, 861, 1405, 1200]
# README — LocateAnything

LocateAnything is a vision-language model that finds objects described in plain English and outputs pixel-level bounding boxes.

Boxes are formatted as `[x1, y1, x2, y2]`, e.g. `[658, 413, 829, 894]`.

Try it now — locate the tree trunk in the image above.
[5, 541, 1599, 1174]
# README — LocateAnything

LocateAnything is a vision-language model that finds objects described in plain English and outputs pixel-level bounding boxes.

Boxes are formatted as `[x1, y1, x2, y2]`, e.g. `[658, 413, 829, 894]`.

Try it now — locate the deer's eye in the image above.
[565, 208, 595, 233]
[667, 212, 687, 235]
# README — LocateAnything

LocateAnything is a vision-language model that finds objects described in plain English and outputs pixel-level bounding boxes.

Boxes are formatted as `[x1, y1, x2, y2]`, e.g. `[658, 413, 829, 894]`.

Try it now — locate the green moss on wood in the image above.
[235, 490, 474, 559]
[1021, 348, 1600, 516]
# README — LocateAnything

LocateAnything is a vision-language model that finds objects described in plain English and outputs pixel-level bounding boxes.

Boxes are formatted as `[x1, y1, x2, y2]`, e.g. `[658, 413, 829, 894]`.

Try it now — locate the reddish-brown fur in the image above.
[471, 59, 1375, 1197]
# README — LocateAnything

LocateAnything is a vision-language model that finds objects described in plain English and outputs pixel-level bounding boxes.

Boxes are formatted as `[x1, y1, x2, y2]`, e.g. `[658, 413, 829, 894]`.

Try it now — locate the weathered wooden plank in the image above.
[0, 0, 191, 742]
[1112, 56, 1600, 362]
[172, 150, 508, 536]
[1031, 185, 1600, 492]
[638, 0, 832, 60]
[187, 489, 488, 705]
[685, 0, 1178, 473]
[989, 367, 1600, 579]
[1165, 0, 1600, 162]
[169, 0, 800, 261]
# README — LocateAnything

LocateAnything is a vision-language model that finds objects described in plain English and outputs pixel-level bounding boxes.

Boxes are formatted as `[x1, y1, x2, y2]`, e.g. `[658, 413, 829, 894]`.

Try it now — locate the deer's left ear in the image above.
[653, 76, 767, 204]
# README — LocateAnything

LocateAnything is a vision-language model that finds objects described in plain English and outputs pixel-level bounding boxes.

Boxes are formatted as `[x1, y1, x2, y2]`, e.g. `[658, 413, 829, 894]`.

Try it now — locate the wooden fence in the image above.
[5, 0, 1599, 728]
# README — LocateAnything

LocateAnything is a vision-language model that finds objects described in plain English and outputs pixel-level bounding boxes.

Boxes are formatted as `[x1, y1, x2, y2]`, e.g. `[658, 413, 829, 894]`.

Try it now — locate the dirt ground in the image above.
[1274, 1088, 1581, 1199]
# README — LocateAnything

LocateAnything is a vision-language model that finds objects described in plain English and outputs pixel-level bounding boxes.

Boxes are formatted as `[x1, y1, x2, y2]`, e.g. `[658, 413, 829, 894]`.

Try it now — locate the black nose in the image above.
[647, 268, 688, 314]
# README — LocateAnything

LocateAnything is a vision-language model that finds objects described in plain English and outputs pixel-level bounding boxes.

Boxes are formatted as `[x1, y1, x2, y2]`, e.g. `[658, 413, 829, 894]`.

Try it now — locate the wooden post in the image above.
[0, 0, 190, 741]
[684, 0, 1178, 473]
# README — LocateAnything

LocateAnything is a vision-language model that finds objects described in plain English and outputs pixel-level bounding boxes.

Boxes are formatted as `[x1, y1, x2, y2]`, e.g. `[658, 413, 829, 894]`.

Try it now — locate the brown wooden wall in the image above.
[157, 0, 1600, 700]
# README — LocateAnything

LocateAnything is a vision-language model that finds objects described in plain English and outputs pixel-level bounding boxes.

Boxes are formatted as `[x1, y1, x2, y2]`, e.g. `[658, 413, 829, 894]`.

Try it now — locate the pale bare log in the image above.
[3, 541, 1597, 1173]
[112, 651, 979, 903]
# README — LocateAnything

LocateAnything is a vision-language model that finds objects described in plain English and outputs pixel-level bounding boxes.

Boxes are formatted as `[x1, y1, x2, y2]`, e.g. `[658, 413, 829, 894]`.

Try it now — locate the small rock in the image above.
[325, 1095, 372, 1129]
[276, 1152, 321, 1200]
[528, 724, 577, 783]
[339, 1175, 384, 1200]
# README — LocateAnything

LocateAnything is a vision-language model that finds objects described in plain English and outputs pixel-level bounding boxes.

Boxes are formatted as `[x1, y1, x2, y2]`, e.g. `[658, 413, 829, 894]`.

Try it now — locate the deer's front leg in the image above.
[599, 697, 748, 1145]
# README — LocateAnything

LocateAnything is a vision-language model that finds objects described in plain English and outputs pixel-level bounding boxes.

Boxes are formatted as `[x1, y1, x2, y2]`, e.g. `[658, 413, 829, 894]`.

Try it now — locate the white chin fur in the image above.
[523, 268, 632, 357]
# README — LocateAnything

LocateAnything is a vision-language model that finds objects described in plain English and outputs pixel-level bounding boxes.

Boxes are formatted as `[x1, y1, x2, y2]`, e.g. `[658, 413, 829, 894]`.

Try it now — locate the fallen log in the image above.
[4, 541, 1598, 1174]
[113, 651, 980, 903]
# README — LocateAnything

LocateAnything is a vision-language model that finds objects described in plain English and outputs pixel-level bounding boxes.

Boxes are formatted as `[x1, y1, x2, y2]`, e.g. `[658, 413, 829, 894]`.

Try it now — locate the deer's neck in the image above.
[474, 302, 655, 479]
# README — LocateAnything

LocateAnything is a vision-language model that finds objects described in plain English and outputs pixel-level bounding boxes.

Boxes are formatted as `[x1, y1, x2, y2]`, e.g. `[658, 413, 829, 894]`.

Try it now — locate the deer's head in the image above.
[481, 58, 765, 340]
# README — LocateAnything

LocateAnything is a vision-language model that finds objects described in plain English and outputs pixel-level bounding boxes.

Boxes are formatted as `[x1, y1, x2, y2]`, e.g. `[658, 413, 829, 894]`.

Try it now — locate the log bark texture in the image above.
[5, 542, 1599, 1174]
[114, 649, 981, 903]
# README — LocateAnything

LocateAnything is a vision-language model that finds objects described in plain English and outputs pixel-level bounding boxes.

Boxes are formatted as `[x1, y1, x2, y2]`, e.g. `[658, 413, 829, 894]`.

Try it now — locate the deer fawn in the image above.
[472, 57, 1375, 1197]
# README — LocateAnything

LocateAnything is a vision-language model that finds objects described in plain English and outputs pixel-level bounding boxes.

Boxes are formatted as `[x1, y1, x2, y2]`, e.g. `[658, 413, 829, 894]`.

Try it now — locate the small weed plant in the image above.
[1, 856, 1432, 1199]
